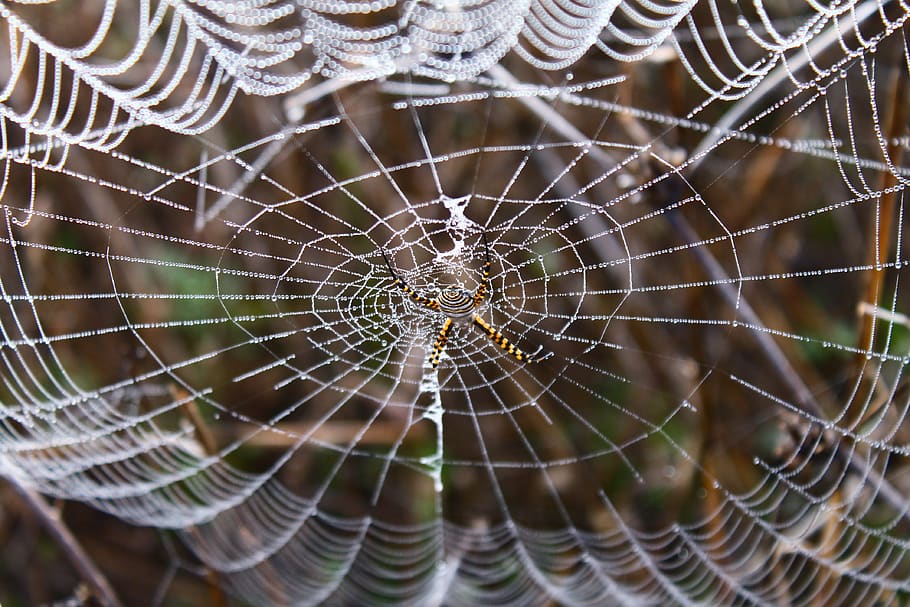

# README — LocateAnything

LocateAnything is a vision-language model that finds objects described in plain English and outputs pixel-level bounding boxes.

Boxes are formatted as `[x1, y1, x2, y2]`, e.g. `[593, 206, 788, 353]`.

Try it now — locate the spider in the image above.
[381, 233, 552, 369]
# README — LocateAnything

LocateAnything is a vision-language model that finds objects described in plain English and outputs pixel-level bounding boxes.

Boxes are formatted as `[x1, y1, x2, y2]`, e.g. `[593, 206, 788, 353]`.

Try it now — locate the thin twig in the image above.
[171, 385, 230, 607]
[666, 206, 910, 525]
[201, 77, 357, 228]
[853, 52, 908, 425]
[689, 0, 883, 164]
[486, 61, 910, 525]
[8, 480, 123, 607]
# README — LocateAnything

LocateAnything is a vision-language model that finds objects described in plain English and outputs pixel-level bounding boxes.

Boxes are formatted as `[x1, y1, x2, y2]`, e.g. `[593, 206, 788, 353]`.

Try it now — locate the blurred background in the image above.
[1, 1, 909, 605]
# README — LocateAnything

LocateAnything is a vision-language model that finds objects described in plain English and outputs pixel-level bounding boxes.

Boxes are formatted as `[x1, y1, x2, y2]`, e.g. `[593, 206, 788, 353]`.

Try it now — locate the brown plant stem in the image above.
[8, 480, 123, 607]
[853, 55, 908, 426]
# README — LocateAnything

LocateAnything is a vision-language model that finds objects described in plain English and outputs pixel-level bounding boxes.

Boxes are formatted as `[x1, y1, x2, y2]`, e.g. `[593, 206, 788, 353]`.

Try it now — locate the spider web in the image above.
[2, 0, 910, 605]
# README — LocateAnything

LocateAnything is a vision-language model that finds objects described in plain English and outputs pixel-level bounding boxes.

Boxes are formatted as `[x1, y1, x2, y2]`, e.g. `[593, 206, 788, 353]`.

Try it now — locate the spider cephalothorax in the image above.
[381, 233, 551, 368]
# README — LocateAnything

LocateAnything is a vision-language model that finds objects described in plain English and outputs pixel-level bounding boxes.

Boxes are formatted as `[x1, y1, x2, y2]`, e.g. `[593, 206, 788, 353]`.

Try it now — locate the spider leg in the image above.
[473, 231, 492, 306]
[429, 317, 455, 368]
[380, 248, 440, 310]
[472, 314, 552, 363]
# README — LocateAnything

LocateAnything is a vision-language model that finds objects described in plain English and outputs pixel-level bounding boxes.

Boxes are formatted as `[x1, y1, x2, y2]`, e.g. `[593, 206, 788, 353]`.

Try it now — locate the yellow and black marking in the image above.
[381, 248, 441, 311]
[473, 314, 547, 364]
[438, 287, 475, 317]
[380, 234, 551, 368]
[473, 232, 492, 306]
[429, 317, 454, 368]
[473, 262, 491, 306]
[394, 278, 441, 310]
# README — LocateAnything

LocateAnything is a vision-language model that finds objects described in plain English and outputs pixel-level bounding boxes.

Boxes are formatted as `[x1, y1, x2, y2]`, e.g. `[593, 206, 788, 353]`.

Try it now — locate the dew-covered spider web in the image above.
[2, 0, 910, 605]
